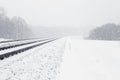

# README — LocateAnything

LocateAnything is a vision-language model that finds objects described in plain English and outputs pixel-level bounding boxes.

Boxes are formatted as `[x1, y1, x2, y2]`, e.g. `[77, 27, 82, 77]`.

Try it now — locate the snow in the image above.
[57, 37, 120, 80]
[0, 38, 45, 48]
[0, 39, 53, 55]
[1, 37, 120, 80]
[0, 38, 66, 80]
[0, 38, 10, 42]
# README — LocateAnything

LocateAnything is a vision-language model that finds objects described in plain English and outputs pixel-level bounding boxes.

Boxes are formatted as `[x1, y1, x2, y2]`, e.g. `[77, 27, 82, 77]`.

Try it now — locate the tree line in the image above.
[0, 7, 33, 39]
[88, 23, 120, 40]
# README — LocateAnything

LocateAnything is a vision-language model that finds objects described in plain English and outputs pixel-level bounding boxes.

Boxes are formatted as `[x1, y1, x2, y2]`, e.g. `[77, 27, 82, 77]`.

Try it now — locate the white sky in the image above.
[0, 0, 120, 28]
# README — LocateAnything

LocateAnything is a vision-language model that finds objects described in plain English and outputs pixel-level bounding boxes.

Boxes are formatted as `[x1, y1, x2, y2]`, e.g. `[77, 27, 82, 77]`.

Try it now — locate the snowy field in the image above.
[57, 37, 120, 80]
[1, 37, 120, 80]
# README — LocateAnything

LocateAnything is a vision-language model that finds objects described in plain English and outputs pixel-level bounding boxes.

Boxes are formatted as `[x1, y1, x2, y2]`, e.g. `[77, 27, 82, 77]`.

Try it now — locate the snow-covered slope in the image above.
[57, 37, 120, 80]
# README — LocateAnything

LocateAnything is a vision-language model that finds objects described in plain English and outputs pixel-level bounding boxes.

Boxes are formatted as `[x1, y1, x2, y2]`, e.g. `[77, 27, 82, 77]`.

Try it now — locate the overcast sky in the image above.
[0, 0, 120, 28]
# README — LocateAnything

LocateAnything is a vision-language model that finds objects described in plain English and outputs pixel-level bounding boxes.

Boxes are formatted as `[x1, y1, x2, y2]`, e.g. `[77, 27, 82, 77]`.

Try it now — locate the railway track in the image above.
[0, 38, 40, 43]
[0, 38, 57, 60]
[0, 38, 50, 51]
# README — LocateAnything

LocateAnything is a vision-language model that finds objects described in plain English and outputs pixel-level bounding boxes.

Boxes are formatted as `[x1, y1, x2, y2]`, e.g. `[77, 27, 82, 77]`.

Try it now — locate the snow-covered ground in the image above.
[0, 38, 66, 80]
[57, 37, 120, 80]
[1, 37, 120, 80]
[0, 38, 10, 42]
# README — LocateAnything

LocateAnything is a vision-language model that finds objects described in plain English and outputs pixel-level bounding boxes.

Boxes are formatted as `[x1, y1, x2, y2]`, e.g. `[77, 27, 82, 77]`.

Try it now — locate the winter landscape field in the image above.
[1, 0, 120, 79]
[0, 37, 120, 80]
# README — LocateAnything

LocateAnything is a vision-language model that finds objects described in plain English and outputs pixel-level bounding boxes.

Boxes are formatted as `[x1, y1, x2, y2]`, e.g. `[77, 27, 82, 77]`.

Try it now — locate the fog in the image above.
[0, 0, 120, 38]
[1, 0, 120, 27]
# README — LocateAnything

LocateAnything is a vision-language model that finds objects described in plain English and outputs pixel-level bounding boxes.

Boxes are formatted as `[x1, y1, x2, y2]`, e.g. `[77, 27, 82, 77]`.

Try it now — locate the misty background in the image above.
[0, 0, 120, 40]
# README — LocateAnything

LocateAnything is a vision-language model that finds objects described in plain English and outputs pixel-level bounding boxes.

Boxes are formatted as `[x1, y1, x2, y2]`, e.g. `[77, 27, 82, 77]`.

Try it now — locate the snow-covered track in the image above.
[0, 38, 40, 43]
[0, 38, 50, 51]
[0, 39, 56, 60]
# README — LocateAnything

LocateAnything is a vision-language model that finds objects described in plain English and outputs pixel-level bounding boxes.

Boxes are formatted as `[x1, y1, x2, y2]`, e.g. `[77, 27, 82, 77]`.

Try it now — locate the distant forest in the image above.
[88, 23, 120, 40]
[0, 7, 33, 39]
